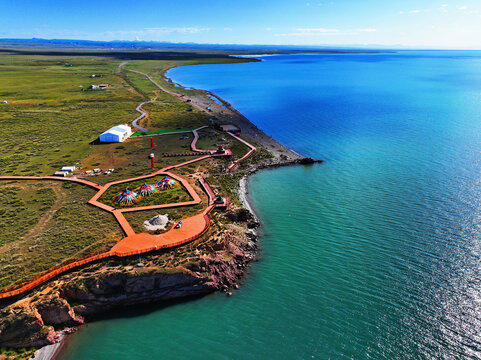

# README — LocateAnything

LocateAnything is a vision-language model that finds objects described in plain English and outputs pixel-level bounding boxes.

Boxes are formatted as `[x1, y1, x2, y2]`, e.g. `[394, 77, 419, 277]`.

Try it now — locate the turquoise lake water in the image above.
[61, 52, 481, 359]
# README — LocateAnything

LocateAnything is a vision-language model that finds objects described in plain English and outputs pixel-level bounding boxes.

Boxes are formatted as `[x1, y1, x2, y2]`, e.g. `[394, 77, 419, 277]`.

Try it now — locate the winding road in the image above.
[122, 63, 203, 133]
[132, 101, 157, 132]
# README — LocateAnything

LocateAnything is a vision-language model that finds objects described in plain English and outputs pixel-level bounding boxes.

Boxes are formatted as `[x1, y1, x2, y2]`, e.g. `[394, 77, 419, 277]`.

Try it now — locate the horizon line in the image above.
[0, 37, 480, 51]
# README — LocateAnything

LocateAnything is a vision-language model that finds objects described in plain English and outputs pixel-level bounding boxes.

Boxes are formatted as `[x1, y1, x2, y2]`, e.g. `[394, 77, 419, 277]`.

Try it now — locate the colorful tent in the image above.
[114, 189, 139, 205]
[154, 176, 177, 190]
[137, 183, 157, 197]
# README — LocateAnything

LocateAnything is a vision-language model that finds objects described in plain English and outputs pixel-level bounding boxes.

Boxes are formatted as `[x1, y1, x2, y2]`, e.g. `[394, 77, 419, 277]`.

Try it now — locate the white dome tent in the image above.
[99, 124, 132, 143]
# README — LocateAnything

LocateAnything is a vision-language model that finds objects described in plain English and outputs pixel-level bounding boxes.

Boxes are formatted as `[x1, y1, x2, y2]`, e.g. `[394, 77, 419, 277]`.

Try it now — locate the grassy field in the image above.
[131, 128, 195, 137]
[194, 127, 226, 151]
[195, 127, 251, 160]
[206, 173, 244, 206]
[0, 181, 123, 288]
[0, 55, 143, 176]
[141, 101, 211, 130]
[0, 181, 56, 246]
[97, 174, 192, 208]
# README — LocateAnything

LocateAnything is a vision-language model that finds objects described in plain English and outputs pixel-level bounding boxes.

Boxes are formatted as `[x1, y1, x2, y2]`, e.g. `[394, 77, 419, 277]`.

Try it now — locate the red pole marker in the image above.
[149, 153, 155, 168]
[150, 138, 154, 148]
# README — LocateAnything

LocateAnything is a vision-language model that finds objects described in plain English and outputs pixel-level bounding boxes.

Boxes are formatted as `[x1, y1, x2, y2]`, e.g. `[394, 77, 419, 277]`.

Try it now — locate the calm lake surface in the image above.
[61, 52, 481, 359]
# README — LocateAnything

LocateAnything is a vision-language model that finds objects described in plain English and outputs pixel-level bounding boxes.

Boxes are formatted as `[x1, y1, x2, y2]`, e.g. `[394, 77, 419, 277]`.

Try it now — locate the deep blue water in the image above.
[62, 51, 481, 359]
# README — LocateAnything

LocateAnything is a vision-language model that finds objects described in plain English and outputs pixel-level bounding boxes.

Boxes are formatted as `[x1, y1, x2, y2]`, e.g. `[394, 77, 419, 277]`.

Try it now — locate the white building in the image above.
[61, 166, 76, 172]
[99, 125, 132, 143]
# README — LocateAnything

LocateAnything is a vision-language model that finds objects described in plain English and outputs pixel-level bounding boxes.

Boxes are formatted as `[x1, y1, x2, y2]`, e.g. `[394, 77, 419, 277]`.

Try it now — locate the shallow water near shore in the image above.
[61, 51, 481, 359]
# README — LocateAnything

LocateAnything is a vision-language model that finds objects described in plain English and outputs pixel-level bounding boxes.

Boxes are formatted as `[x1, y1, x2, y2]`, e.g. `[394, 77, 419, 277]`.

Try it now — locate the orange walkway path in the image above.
[226, 132, 257, 172]
[198, 177, 216, 205]
[110, 206, 213, 254]
[0, 155, 223, 299]
[191, 126, 212, 153]
[0, 122, 255, 299]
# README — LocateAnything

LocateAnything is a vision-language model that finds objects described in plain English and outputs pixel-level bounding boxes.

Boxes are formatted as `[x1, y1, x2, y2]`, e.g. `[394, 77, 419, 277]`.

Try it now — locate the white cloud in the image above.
[358, 28, 377, 33]
[223, 27, 233, 31]
[459, 5, 468, 10]
[406, 8, 433, 14]
[295, 27, 340, 33]
[265, 27, 272, 31]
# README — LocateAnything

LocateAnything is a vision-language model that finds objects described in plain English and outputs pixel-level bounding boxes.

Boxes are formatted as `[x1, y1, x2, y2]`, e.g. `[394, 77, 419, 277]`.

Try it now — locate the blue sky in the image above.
[2, 0, 481, 48]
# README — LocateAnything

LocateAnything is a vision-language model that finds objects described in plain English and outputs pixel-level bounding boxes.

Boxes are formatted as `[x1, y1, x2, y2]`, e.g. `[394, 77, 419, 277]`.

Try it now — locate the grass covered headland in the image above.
[0, 48, 255, 289]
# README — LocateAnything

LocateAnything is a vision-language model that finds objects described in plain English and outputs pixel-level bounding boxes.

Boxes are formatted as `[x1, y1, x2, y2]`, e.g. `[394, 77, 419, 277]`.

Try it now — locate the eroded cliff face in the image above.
[63, 270, 216, 319]
[0, 208, 258, 349]
[0, 308, 56, 348]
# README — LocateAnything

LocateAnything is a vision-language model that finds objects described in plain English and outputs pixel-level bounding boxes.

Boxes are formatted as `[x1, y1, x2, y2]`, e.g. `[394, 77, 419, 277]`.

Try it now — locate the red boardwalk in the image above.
[0, 126, 256, 299]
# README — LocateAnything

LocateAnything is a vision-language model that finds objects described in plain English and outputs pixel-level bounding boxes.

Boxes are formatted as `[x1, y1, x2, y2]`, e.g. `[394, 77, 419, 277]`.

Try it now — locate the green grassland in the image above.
[121, 69, 162, 100]
[97, 174, 192, 208]
[0, 181, 123, 288]
[0, 181, 56, 246]
[195, 127, 250, 160]
[131, 128, 195, 137]
[119, 60, 256, 163]
[206, 173, 244, 206]
[194, 127, 227, 150]
[0, 55, 142, 176]
[142, 101, 211, 129]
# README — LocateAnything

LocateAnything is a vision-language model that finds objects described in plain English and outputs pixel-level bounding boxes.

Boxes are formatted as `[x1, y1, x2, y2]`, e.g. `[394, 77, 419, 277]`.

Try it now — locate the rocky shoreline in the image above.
[0, 203, 260, 348]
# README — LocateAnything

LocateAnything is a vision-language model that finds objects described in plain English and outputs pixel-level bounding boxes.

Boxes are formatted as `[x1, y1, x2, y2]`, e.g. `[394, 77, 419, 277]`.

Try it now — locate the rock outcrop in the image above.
[0, 222, 258, 349]
[0, 308, 56, 348]
[36, 296, 84, 326]
[62, 270, 216, 319]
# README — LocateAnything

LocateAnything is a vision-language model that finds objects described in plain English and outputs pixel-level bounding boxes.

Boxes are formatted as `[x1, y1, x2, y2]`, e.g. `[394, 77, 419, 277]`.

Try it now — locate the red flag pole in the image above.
[150, 138, 154, 148]
[151, 157, 155, 168]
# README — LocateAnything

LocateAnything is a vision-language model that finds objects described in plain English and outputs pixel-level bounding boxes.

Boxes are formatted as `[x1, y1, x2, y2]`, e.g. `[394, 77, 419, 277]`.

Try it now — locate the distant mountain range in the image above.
[0, 38, 402, 53]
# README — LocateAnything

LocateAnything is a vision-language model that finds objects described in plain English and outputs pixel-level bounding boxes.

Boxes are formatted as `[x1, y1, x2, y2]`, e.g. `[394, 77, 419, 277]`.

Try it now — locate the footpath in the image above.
[0, 130, 255, 300]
